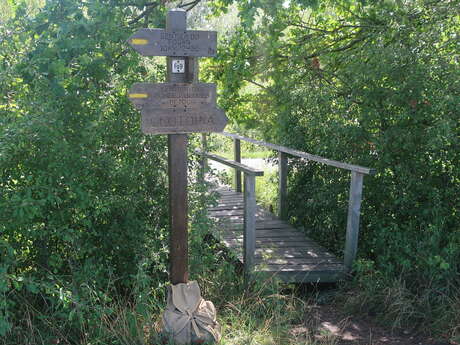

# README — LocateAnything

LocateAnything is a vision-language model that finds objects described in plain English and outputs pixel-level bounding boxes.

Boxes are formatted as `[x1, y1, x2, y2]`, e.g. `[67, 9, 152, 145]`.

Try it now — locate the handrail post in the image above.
[278, 151, 288, 220]
[344, 171, 364, 271]
[244, 173, 256, 278]
[234, 138, 242, 192]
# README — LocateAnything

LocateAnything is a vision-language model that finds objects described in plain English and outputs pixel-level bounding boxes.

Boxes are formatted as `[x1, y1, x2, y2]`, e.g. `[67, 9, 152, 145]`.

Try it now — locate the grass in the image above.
[10, 272, 458, 345]
[2, 265, 349, 345]
[339, 266, 460, 342]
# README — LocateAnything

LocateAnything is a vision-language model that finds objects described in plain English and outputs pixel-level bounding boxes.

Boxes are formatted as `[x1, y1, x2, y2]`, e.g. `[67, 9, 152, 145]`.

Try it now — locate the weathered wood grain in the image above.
[226, 244, 337, 259]
[218, 220, 300, 229]
[244, 174, 256, 275]
[254, 257, 342, 265]
[141, 107, 228, 134]
[167, 9, 189, 285]
[208, 205, 245, 211]
[128, 83, 217, 110]
[344, 171, 364, 271]
[222, 230, 306, 239]
[256, 263, 344, 271]
[223, 236, 314, 245]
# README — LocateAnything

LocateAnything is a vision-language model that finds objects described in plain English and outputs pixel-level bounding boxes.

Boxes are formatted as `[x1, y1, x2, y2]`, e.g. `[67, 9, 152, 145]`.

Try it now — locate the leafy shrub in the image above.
[210, 0, 460, 335]
[0, 0, 172, 339]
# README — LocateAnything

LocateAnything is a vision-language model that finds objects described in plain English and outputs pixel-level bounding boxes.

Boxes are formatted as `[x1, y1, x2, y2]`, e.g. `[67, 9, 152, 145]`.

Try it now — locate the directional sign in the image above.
[141, 107, 227, 134]
[128, 82, 227, 134]
[128, 29, 217, 57]
[128, 83, 216, 110]
[127, 9, 227, 135]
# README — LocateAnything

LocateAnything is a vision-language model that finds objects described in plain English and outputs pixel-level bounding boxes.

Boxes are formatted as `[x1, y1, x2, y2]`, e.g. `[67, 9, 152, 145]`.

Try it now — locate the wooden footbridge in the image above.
[197, 132, 375, 283]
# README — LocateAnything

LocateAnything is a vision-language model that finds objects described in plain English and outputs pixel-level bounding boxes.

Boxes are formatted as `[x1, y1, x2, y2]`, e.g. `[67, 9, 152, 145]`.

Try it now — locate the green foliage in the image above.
[209, 0, 460, 336]
[0, 0, 174, 339]
[1, 0, 459, 341]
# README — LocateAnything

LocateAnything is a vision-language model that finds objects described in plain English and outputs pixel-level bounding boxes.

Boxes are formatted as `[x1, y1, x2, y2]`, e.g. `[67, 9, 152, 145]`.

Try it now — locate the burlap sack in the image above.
[162, 281, 221, 344]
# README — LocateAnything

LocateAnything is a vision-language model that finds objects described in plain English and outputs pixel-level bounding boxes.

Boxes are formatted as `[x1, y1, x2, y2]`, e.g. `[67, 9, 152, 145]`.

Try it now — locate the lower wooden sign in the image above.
[141, 106, 228, 134]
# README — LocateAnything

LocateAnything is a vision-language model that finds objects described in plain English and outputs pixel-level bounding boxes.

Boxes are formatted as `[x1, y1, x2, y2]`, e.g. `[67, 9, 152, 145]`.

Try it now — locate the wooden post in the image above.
[344, 171, 364, 272]
[200, 133, 208, 181]
[234, 138, 242, 192]
[243, 173, 256, 277]
[278, 151, 288, 220]
[201, 133, 207, 153]
[167, 9, 189, 285]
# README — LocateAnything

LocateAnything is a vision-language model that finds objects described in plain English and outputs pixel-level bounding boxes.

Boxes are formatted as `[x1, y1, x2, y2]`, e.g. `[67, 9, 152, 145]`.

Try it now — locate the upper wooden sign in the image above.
[128, 29, 217, 57]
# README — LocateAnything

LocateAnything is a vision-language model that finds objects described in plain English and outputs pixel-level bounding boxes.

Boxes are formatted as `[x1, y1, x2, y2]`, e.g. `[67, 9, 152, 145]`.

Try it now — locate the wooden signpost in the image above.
[127, 9, 227, 285]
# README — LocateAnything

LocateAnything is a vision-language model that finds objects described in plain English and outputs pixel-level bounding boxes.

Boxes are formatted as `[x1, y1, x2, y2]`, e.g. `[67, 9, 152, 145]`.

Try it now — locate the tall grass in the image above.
[338, 260, 460, 342]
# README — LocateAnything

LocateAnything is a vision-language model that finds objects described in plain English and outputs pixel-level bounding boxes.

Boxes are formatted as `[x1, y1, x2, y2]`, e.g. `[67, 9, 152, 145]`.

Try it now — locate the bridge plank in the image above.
[208, 187, 345, 283]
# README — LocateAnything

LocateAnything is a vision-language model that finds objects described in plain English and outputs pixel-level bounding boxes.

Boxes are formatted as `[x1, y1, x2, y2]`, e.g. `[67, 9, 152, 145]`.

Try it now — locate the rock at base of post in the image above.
[161, 281, 221, 344]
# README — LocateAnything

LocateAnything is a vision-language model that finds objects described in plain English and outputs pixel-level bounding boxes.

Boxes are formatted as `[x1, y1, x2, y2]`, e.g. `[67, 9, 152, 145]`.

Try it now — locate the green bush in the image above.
[211, 0, 460, 335]
[0, 0, 172, 339]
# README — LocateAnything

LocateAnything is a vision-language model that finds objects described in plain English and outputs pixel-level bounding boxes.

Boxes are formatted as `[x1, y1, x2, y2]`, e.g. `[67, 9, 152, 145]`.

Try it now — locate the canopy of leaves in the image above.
[0, 0, 187, 338]
[208, 0, 460, 331]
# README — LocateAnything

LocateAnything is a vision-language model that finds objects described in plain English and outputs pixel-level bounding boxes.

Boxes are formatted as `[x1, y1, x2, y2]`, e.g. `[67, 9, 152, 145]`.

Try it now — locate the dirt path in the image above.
[291, 304, 452, 345]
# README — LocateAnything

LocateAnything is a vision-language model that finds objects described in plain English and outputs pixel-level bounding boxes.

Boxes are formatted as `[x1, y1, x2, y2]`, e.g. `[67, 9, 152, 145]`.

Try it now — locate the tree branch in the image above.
[128, 2, 160, 25]
[243, 79, 267, 89]
[178, 0, 201, 12]
[304, 36, 368, 59]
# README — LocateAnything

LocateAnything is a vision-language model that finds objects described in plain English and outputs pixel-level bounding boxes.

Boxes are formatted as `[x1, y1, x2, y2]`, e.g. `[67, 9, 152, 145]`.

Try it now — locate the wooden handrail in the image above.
[195, 149, 264, 176]
[220, 132, 376, 175]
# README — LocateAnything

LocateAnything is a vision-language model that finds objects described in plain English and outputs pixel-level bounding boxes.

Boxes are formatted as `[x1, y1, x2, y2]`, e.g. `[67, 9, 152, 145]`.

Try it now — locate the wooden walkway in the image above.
[199, 131, 374, 283]
[208, 187, 346, 283]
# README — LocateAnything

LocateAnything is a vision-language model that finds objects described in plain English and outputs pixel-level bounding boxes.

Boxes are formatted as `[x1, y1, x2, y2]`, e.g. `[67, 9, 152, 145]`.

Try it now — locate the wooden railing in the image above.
[195, 149, 263, 275]
[200, 132, 375, 272]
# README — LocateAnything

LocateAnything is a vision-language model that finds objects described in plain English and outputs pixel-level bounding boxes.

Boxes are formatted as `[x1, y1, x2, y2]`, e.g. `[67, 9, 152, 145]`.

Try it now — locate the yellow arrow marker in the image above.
[129, 93, 149, 99]
[131, 38, 149, 45]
